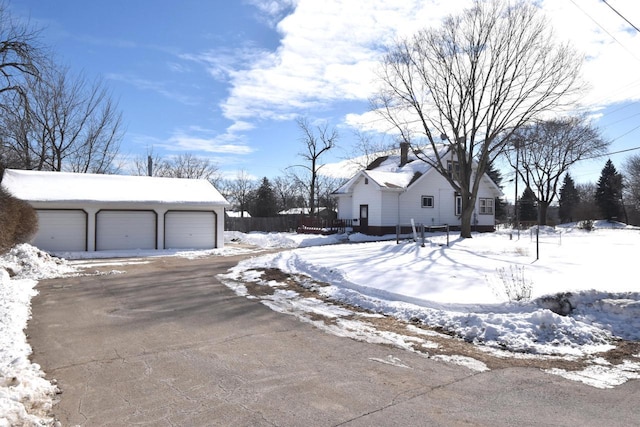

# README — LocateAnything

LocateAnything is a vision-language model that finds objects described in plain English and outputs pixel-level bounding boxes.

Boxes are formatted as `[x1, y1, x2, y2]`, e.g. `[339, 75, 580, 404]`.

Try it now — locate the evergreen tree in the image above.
[253, 177, 278, 217]
[486, 161, 507, 221]
[594, 160, 624, 221]
[518, 187, 538, 222]
[558, 173, 580, 224]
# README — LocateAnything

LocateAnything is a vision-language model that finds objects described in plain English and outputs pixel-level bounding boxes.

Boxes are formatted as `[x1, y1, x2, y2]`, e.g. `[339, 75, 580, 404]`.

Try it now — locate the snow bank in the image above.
[0, 244, 76, 427]
[225, 230, 345, 248]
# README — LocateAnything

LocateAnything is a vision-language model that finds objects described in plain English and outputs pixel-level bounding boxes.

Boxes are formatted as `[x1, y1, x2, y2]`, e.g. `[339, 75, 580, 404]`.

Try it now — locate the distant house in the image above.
[333, 144, 502, 235]
[1, 169, 229, 252]
[278, 207, 335, 219]
[225, 210, 252, 218]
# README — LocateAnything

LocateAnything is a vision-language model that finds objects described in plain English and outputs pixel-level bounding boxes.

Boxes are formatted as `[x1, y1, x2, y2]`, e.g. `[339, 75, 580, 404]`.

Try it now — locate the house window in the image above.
[447, 160, 460, 179]
[479, 198, 494, 215]
[364, 177, 369, 185]
[455, 193, 462, 216]
[421, 195, 434, 208]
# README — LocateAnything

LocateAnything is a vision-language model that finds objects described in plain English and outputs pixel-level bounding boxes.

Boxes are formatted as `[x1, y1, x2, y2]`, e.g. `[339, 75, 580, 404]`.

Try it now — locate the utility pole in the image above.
[514, 140, 520, 239]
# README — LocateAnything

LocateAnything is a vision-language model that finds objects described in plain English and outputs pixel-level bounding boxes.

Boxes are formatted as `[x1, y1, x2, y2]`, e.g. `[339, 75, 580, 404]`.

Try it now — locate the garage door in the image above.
[33, 209, 87, 252]
[164, 211, 216, 249]
[96, 210, 156, 251]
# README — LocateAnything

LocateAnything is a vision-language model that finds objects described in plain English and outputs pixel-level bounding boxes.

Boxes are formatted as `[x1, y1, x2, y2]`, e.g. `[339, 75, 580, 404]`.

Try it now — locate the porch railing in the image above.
[297, 217, 353, 234]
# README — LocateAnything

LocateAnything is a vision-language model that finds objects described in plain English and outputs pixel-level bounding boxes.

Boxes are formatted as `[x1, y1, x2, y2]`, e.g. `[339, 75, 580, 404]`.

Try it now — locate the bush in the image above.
[0, 187, 38, 254]
[578, 219, 594, 231]
[487, 265, 533, 302]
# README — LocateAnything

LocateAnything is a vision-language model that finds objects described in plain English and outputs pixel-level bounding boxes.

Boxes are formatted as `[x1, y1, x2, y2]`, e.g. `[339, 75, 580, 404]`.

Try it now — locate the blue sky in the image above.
[9, 0, 640, 197]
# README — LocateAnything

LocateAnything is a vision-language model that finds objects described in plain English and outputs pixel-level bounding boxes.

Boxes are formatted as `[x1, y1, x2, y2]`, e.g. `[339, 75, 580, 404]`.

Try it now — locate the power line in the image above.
[568, 0, 640, 62]
[602, 0, 640, 34]
[584, 143, 640, 161]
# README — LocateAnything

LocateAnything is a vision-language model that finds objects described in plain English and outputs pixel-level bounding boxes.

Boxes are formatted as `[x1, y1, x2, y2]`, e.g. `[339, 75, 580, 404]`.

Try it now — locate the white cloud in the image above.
[541, 0, 640, 108]
[218, 0, 461, 123]
[181, 1, 640, 145]
[245, 0, 298, 27]
[163, 130, 254, 155]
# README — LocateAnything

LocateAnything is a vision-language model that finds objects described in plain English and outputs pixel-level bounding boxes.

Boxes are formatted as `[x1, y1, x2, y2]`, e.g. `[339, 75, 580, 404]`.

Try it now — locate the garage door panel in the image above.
[33, 210, 87, 252]
[96, 210, 156, 251]
[165, 211, 216, 249]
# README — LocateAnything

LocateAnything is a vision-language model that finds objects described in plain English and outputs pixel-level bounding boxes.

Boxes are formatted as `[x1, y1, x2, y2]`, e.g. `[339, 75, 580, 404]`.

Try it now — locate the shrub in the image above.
[578, 219, 594, 231]
[0, 187, 38, 254]
[487, 265, 533, 302]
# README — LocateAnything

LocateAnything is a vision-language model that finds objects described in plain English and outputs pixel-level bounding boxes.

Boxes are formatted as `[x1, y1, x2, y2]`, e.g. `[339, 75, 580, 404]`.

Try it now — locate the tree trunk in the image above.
[460, 200, 474, 238]
[538, 201, 549, 226]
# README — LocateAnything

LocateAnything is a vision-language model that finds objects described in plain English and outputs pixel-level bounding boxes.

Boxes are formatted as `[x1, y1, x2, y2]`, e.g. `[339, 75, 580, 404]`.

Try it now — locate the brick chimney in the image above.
[400, 142, 409, 167]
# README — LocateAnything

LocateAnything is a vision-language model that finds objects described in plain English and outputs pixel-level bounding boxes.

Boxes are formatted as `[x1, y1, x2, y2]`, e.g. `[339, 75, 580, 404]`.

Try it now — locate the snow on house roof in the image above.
[1, 169, 229, 205]
[333, 145, 448, 194]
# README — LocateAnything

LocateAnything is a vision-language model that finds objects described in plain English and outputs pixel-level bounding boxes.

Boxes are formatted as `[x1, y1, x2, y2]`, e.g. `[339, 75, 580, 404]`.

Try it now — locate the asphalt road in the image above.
[28, 252, 640, 426]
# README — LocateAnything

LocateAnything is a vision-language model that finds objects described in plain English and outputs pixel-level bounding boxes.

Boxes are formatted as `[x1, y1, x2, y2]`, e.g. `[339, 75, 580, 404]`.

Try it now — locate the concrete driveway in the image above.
[28, 253, 639, 426]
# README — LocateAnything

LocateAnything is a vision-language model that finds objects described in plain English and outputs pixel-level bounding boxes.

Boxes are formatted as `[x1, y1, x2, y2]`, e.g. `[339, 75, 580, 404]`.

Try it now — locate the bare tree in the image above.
[506, 116, 608, 224]
[0, 3, 44, 169]
[316, 174, 344, 213]
[222, 170, 255, 217]
[372, 0, 584, 237]
[290, 117, 338, 217]
[575, 182, 599, 221]
[272, 175, 299, 213]
[1, 65, 124, 173]
[133, 151, 220, 183]
[347, 129, 396, 169]
[0, 2, 42, 97]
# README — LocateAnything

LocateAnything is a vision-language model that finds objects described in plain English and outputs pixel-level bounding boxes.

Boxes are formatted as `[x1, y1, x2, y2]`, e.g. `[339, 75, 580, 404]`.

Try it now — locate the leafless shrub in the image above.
[487, 265, 533, 302]
[0, 187, 38, 254]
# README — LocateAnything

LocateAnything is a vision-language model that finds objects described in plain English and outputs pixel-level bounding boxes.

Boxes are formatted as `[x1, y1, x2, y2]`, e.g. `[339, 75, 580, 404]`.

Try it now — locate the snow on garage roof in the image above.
[1, 169, 229, 205]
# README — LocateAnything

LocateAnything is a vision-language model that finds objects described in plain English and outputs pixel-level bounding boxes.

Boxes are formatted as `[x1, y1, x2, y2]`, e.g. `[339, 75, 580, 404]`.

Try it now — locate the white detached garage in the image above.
[1, 169, 229, 253]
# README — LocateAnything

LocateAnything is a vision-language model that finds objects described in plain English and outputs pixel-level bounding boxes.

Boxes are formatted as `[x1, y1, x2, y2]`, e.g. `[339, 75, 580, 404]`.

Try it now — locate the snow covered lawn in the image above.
[220, 222, 640, 388]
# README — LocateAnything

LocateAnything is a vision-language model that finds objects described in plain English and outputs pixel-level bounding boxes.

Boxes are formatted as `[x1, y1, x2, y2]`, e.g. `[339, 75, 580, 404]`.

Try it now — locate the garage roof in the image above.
[1, 169, 229, 205]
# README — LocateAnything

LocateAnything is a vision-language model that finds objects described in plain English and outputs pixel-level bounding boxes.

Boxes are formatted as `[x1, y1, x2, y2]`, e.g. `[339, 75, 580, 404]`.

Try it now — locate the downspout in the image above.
[397, 192, 401, 230]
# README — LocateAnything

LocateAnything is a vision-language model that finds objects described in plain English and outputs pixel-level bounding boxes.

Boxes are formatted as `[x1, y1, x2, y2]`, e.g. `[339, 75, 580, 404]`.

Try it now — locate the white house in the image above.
[1, 169, 229, 253]
[332, 144, 503, 235]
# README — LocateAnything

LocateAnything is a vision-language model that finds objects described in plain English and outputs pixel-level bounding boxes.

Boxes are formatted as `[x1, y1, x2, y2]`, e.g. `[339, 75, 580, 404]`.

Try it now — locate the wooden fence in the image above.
[225, 216, 352, 234]
[225, 216, 299, 233]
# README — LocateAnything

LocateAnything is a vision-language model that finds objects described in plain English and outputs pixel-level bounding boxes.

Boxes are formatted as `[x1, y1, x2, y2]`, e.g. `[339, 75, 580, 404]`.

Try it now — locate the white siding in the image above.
[398, 172, 461, 227]
[380, 192, 400, 226]
[336, 196, 353, 221]
[33, 210, 87, 252]
[164, 211, 216, 249]
[351, 176, 382, 226]
[96, 210, 156, 251]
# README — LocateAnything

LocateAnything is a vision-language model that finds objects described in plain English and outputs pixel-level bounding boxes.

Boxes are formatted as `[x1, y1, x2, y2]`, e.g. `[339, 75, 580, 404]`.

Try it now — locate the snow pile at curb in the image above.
[1, 244, 76, 426]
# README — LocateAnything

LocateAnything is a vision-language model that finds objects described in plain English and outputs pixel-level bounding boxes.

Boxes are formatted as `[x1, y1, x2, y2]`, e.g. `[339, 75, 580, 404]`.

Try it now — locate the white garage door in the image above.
[96, 210, 156, 251]
[164, 211, 216, 249]
[33, 209, 87, 252]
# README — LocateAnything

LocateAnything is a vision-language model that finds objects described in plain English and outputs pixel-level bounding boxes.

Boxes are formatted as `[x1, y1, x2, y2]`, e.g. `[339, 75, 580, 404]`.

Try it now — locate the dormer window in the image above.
[447, 160, 460, 179]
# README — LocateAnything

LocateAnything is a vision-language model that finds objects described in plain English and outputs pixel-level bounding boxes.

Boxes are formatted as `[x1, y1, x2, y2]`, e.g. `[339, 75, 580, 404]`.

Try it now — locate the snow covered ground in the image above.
[0, 245, 75, 427]
[2, 222, 640, 425]
[219, 222, 640, 389]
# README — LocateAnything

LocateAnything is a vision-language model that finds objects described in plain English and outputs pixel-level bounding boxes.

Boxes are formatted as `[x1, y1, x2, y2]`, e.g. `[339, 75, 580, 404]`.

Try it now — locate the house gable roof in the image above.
[1, 169, 229, 205]
[334, 145, 446, 194]
[333, 145, 504, 197]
